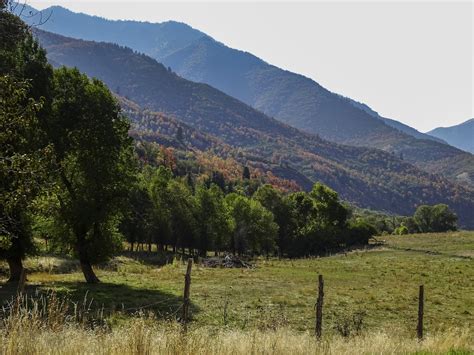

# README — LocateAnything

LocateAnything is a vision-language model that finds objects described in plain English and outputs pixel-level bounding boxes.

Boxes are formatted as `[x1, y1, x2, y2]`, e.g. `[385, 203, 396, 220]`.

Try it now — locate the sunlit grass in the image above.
[1, 232, 473, 342]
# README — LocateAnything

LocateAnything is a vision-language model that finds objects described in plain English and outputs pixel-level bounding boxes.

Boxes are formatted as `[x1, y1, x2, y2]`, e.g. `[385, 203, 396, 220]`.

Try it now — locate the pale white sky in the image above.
[28, 0, 473, 132]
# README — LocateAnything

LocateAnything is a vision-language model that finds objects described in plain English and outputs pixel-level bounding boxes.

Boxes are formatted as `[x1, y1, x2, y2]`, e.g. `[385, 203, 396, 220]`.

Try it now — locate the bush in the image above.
[344, 220, 377, 246]
[394, 225, 409, 235]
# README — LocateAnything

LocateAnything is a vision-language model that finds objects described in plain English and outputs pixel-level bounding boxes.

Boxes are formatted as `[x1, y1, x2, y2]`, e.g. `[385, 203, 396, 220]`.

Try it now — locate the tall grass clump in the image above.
[0, 293, 472, 355]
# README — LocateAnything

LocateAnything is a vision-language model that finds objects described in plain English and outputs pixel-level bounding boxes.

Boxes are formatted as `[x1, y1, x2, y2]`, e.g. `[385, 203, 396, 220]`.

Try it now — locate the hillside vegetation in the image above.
[33, 30, 474, 227]
[21, 5, 474, 187]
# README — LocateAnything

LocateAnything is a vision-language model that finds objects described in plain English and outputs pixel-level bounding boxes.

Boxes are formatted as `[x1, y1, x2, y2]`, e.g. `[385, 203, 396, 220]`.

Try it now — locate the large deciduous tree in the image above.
[253, 184, 292, 256]
[414, 204, 457, 233]
[195, 184, 232, 256]
[0, 77, 49, 281]
[48, 67, 134, 283]
[225, 193, 278, 256]
[0, 7, 53, 281]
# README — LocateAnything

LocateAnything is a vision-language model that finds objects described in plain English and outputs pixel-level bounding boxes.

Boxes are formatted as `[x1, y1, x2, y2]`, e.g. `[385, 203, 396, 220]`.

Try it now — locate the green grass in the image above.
[1, 232, 473, 336]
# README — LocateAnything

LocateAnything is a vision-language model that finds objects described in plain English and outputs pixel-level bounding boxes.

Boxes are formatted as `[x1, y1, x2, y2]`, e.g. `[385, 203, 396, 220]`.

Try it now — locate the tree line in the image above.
[0, 6, 458, 284]
[352, 204, 458, 236]
[117, 169, 377, 258]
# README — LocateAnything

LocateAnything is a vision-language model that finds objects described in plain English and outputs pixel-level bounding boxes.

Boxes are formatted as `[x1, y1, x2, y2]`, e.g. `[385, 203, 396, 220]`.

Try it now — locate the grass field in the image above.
[1, 232, 473, 353]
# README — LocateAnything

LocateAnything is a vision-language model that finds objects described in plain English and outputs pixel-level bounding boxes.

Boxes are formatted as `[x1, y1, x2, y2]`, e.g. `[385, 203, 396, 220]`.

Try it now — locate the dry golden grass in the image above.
[0, 294, 472, 355]
[1, 318, 472, 355]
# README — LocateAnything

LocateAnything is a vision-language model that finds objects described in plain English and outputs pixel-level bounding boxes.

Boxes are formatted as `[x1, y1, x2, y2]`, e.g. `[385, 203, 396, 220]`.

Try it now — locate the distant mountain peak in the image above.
[427, 119, 474, 154]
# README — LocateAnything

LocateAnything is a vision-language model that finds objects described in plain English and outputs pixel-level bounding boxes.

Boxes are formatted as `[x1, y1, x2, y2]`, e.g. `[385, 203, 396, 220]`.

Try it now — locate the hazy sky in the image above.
[28, 0, 473, 132]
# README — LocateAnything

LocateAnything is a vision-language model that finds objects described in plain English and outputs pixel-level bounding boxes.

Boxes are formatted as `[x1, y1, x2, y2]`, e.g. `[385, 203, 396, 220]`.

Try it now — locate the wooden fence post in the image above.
[417, 285, 424, 340]
[182, 258, 193, 330]
[315, 274, 324, 338]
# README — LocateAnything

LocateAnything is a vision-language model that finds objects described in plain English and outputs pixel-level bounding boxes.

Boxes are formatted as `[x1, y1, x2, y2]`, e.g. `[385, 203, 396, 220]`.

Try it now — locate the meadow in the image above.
[1, 231, 473, 354]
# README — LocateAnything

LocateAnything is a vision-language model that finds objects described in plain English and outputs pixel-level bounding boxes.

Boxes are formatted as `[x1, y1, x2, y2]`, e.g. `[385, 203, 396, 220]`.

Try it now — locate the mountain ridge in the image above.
[18, 4, 474, 188]
[427, 119, 474, 154]
[33, 29, 474, 228]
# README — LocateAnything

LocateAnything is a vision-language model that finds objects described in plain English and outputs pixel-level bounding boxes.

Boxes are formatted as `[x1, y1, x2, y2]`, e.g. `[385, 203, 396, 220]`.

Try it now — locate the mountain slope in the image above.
[427, 119, 474, 154]
[33, 29, 474, 228]
[160, 37, 474, 186]
[16, 4, 206, 59]
[343, 97, 446, 144]
[20, 5, 474, 187]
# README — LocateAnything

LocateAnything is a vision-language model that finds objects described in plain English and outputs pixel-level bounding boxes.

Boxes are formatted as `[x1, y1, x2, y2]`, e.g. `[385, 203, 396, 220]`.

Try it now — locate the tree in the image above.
[0, 9, 53, 281]
[414, 204, 457, 233]
[431, 204, 458, 232]
[166, 179, 198, 254]
[310, 183, 348, 228]
[225, 194, 278, 255]
[285, 192, 317, 256]
[120, 182, 153, 251]
[0, 77, 49, 281]
[195, 184, 232, 256]
[147, 166, 172, 251]
[242, 166, 251, 180]
[176, 126, 184, 141]
[47, 67, 135, 283]
[345, 220, 377, 245]
[413, 205, 433, 233]
[253, 184, 292, 256]
[210, 171, 226, 191]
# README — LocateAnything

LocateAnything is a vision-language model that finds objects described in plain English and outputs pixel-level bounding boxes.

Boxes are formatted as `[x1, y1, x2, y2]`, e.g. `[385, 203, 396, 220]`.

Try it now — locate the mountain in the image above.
[15, 4, 205, 59]
[33, 29, 474, 227]
[18, 5, 474, 188]
[427, 119, 474, 154]
[342, 97, 446, 144]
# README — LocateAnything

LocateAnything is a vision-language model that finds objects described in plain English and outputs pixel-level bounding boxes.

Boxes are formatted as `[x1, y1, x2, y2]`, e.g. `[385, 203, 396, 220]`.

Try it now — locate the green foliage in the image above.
[310, 183, 348, 228]
[393, 224, 409, 236]
[0, 78, 40, 256]
[46, 67, 135, 268]
[166, 179, 198, 252]
[225, 193, 278, 255]
[119, 182, 154, 250]
[414, 204, 458, 233]
[0, 9, 53, 266]
[195, 184, 232, 256]
[283, 185, 355, 256]
[253, 185, 293, 255]
[345, 220, 377, 245]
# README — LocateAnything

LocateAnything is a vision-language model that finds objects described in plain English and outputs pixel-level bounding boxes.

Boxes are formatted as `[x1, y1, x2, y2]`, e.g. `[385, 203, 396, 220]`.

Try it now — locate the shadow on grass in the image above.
[0, 279, 196, 321]
[110, 250, 177, 268]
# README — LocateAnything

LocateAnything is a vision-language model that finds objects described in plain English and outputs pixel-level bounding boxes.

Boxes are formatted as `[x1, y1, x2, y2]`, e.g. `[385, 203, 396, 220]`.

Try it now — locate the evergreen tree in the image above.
[176, 126, 184, 141]
[242, 166, 251, 180]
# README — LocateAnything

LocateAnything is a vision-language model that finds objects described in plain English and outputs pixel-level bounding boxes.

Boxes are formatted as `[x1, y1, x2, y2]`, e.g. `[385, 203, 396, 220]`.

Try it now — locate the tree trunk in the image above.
[80, 260, 100, 283]
[130, 242, 134, 252]
[7, 256, 24, 283]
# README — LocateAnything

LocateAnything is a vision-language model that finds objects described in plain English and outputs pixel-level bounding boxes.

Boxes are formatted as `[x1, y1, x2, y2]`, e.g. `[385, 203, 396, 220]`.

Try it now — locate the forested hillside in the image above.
[33, 29, 474, 227]
[19, 5, 474, 187]
[159, 37, 474, 187]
